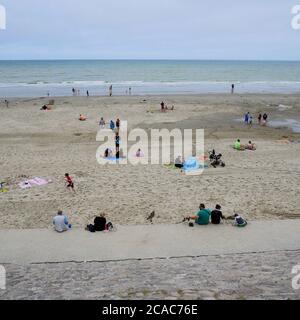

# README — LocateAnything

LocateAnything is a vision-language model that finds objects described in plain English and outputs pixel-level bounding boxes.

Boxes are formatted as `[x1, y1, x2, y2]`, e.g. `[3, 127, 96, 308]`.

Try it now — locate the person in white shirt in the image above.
[53, 210, 71, 233]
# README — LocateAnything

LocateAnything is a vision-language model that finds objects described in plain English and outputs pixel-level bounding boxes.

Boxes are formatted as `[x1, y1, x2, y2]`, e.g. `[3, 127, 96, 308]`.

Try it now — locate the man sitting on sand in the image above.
[210, 204, 226, 225]
[53, 210, 71, 233]
[186, 204, 211, 226]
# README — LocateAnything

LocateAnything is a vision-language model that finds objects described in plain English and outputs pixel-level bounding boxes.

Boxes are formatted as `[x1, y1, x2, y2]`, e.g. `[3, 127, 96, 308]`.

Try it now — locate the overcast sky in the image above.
[0, 0, 299, 60]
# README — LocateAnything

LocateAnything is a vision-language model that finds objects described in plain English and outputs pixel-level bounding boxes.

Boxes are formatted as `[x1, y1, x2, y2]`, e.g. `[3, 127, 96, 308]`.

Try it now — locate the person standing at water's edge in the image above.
[109, 85, 113, 97]
[231, 84, 235, 94]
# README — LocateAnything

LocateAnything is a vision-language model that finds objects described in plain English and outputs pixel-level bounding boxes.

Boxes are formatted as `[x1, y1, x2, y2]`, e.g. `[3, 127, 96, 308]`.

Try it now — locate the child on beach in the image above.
[246, 141, 256, 150]
[233, 214, 247, 227]
[65, 173, 75, 192]
[99, 117, 106, 129]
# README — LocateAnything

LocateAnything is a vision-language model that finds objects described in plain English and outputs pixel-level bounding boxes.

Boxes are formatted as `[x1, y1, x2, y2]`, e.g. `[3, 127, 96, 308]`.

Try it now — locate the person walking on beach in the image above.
[4, 99, 9, 108]
[86, 90, 89, 97]
[262, 113, 268, 126]
[53, 210, 72, 233]
[244, 112, 250, 125]
[109, 85, 113, 97]
[72, 88, 75, 96]
[115, 133, 120, 151]
[65, 173, 75, 193]
[231, 84, 235, 94]
[129, 87, 132, 95]
[248, 115, 253, 127]
[99, 117, 106, 129]
[258, 113, 262, 125]
[161, 101, 165, 112]
[110, 120, 115, 131]
[116, 118, 121, 131]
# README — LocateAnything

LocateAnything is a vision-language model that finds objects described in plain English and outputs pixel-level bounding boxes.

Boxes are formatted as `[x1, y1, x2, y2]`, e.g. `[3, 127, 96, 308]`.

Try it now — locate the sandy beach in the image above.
[0, 94, 300, 229]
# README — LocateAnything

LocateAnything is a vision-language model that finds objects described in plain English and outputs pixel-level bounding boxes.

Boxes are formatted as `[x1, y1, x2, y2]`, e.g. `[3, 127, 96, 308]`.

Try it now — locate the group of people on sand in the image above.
[258, 112, 269, 126]
[244, 112, 269, 127]
[234, 139, 256, 151]
[185, 204, 247, 227]
[53, 210, 114, 233]
[161, 101, 175, 112]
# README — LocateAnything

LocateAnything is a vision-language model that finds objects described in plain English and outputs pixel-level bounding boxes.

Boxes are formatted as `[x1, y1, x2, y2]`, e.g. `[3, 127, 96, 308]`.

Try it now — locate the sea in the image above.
[0, 60, 300, 98]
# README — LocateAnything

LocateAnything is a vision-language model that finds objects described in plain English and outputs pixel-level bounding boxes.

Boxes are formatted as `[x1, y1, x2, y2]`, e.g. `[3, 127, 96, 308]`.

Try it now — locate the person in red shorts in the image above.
[65, 173, 75, 193]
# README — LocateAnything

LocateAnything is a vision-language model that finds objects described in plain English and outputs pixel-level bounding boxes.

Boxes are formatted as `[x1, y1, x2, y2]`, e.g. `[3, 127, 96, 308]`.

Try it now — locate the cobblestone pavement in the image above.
[1, 250, 300, 300]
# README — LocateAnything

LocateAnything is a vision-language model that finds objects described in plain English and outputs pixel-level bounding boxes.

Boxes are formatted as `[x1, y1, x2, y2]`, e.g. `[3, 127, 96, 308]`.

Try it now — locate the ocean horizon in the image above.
[1, 60, 300, 98]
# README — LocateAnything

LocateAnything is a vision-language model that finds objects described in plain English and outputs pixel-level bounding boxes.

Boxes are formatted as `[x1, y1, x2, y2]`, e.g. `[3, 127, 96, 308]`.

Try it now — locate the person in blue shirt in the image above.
[110, 120, 115, 131]
[244, 112, 250, 124]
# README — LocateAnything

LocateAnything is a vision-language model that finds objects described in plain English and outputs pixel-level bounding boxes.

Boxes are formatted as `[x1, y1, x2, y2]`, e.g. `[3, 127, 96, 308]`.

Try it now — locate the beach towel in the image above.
[0, 182, 9, 193]
[19, 177, 51, 189]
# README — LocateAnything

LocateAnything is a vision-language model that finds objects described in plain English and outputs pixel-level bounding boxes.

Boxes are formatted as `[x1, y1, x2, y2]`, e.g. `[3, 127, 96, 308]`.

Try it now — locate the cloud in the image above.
[0, 0, 299, 59]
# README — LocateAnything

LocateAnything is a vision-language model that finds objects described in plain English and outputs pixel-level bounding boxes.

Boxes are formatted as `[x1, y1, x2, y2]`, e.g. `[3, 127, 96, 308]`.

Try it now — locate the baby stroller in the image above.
[209, 150, 225, 168]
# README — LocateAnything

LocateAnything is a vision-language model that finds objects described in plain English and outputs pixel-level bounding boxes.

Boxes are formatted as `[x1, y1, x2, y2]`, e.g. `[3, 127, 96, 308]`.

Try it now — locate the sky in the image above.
[0, 0, 299, 60]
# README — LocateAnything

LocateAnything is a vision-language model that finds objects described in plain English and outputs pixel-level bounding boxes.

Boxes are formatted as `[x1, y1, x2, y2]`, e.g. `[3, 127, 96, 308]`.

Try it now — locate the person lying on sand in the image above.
[53, 210, 72, 233]
[79, 114, 87, 121]
[185, 203, 211, 226]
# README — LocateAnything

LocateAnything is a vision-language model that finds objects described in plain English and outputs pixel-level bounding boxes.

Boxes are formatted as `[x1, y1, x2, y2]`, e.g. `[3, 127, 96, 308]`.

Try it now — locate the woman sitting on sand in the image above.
[86, 214, 114, 232]
[245, 141, 256, 150]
